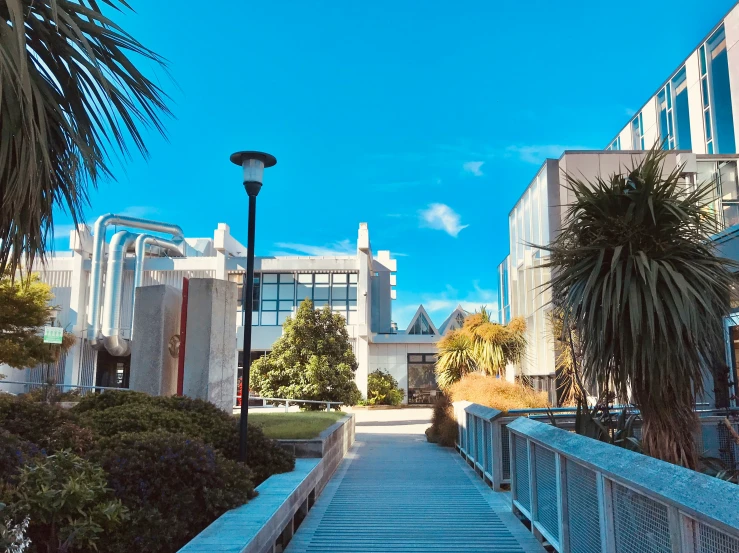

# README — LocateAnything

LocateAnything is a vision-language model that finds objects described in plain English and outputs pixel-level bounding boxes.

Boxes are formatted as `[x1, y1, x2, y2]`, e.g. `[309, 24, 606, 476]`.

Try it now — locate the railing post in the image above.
[528, 440, 538, 531]
[556, 453, 571, 553]
[285, 400, 290, 413]
[679, 513, 696, 553]
[491, 420, 504, 491]
[667, 506, 685, 553]
[596, 473, 616, 553]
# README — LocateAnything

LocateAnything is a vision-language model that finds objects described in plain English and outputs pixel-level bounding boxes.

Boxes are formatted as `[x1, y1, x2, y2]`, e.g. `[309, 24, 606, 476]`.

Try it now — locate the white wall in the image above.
[368, 342, 438, 403]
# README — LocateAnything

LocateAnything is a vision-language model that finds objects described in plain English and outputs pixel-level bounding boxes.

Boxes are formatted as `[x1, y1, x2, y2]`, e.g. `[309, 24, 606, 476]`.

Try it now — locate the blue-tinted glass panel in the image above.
[705, 110, 713, 140]
[702, 77, 710, 107]
[658, 89, 669, 149]
[700, 46, 707, 74]
[709, 30, 736, 153]
[674, 69, 692, 150]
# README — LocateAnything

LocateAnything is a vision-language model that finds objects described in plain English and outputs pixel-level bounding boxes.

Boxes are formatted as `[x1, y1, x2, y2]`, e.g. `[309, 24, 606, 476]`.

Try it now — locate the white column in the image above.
[64, 250, 87, 386]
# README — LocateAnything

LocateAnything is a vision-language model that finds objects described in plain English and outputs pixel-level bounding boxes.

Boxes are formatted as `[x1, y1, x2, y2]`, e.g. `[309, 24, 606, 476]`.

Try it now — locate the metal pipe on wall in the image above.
[130, 234, 184, 340]
[88, 214, 184, 348]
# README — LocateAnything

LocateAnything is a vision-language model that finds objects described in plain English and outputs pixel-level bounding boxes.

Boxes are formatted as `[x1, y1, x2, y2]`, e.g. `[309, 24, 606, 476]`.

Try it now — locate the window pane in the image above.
[348, 300, 357, 310]
[278, 312, 291, 324]
[332, 273, 348, 284]
[297, 283, 312, 302]
[261, 312, 277, 325]
[278, 284, 294, 300]
[263, 274, 278, 283]
[314, 300, 328, 308]
[262, 284, 277, 300]
[332, 285, 347, 300]
[279, 273, 295, 284]
[314, 283, 329, 300]
[408, 354, 423, 363]
[297, 274, 312, 283]
[349, 273, 358, 284]
[348, 285, 357, 300]
[424, 354, 438, 363]
[720, 162, 739, 201]
[262, 301, 276, 311]
[709, 28, 736, 153]
[279, 300, 294, 311]
[314, 274, 329, 284]
[252, 280, 260, 311]
[251, 312, 258, 326]
[705, 110, 713, 140]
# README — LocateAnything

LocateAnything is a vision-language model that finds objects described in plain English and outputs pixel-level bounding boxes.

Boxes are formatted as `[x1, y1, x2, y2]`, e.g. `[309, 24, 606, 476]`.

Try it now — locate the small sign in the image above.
[43, 326, 64, 344]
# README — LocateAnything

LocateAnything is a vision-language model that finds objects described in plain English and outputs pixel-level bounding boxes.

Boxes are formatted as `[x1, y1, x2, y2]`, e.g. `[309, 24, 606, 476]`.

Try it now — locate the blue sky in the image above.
[54, 0, 736, 327]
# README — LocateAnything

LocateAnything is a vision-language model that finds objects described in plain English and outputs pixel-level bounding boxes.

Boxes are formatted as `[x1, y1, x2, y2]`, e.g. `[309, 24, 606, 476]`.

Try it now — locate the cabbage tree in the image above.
[545, 148, 734, 469]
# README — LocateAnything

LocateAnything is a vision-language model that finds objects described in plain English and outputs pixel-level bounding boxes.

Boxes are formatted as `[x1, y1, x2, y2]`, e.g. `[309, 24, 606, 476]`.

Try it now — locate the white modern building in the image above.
[0, 217, 466, 404]
[498, 3, 739, 405]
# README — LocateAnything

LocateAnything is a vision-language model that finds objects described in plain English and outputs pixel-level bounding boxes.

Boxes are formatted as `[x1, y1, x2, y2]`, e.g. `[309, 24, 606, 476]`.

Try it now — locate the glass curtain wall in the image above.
[696, 160, 739, 228]
[701, 25, 736, 154]
[631, 112, 645, 149]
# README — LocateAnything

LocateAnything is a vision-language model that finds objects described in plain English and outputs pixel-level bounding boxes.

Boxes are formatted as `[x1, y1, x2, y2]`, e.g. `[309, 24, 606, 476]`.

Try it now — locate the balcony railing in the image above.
[454, 401, 739, 552]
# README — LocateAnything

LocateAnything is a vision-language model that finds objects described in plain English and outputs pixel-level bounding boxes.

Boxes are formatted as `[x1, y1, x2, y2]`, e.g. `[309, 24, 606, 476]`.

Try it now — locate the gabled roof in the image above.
[438, 304, 469, 335]
[405, 305, 439, 336]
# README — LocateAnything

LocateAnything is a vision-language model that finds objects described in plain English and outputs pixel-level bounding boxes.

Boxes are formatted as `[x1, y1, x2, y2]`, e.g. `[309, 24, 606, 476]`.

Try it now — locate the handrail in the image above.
[507, 417, 739, 552]
[234, 397, 344, 412]
[0, 381, 129, 392]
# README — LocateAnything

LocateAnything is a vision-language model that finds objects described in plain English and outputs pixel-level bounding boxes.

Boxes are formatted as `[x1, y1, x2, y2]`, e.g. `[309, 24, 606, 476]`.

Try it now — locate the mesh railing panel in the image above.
[483, 420, 493, 474]
[466, 412, 474, 457]
[475, 417, 484, 466]
[501, 424, 511, 481]
[695, 521, 739, 553]
[613, 482, 671, 553]
[534, 444, 559, 541]
[566, 461, 601, 553]
[513, 434, 530, 511]
[697, 422, 739, 471]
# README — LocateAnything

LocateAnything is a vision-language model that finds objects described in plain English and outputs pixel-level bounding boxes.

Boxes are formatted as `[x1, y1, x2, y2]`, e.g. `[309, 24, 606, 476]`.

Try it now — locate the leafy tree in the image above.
[435, 307, 527, 388]
[366, 369, 404, 406]
[545, 147, 734, 469]
[250, 300, 362, 408]
[0, 1, 170, 274]
[0, 272, 74, 369]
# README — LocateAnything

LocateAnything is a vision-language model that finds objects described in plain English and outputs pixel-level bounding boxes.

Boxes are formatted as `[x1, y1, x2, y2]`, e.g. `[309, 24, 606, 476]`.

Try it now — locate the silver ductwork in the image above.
[88, 214, 185, 350]
[101, 231, 138, 356]
[129, 234, 184, 340]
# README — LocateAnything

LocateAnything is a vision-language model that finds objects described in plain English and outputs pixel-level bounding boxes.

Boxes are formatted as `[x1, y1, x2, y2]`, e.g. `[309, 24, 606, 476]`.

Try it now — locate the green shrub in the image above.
[425, 395, 458, 447]
[90, 431, 254, 553]
[74, 391, 295, 483]
[0, 429, 43, 481]
[0, 395, 90, 454]
[3, 451, 127, 553]
[366, 369, 404, 406]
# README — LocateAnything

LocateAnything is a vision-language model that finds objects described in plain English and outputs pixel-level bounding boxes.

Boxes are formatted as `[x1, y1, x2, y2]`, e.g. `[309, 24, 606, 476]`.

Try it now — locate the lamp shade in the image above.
[229, 151, 277, 185]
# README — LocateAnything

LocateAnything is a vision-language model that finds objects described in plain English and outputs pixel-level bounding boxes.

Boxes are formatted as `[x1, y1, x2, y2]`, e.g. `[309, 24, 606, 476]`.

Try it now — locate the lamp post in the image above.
[230, 150, 277, 464]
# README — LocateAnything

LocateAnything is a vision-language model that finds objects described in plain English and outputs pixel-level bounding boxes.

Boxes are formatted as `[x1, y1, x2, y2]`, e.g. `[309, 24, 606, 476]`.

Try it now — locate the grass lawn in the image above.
[248, 411, 346, 439]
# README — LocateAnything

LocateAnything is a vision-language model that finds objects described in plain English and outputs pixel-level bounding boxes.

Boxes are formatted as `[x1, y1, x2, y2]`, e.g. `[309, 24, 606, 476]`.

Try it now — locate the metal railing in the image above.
[454, 403, 739, 492]
[234, 397, 344, 412]
[508, 417, 739, 553]
[0, 381, 129, 394]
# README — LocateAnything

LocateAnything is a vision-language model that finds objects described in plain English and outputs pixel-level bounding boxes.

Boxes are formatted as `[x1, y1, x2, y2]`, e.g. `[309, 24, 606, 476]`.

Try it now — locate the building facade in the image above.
[0, 218, 460, 404]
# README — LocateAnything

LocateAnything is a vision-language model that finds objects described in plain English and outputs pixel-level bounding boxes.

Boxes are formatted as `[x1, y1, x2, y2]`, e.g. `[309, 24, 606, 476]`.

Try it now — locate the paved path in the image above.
[286, 409, 544, 553]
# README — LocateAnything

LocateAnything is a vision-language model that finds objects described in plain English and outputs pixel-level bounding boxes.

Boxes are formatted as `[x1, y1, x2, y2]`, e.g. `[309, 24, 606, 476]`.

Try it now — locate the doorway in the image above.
[95, 349, 130, 389]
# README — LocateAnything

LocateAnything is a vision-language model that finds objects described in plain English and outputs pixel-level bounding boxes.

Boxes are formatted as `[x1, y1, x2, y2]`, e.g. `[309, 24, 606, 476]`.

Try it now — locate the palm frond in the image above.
[0, 0, 171, 274]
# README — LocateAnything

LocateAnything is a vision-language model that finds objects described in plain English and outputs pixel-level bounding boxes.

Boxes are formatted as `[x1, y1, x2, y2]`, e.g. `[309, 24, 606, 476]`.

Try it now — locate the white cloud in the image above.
[419, 203, 468, 237]
[506, 144, 590, 164]
[272, 239, 355, 257]
[462, 161, 484, 177]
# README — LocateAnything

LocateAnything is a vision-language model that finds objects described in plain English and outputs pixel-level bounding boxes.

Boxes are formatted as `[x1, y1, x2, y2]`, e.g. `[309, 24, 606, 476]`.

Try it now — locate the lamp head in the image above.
[229, 151, 277, 196]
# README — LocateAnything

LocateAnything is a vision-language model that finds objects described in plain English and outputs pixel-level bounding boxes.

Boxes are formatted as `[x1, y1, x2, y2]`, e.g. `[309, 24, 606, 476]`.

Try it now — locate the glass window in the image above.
[407, 354, 440, 404]
[409, 313, 435, 335]
[658, 89, 670, 149]
[277, 312, 291, 325]
[672, 67, 692, 150]
[278, 284, 294, 301]
[314, 274, 329, 300]
[606, 137, 621, 150]
[297, 274, 312, 302]
[262, 284, 277, 300]
[631, 113, 644, 149]
[349, 273, 358, 284]
[720, 161, 738, 201]
[262, 301, 276, 311]
[261, 312, 277, 326]
[707, 26, 736, 153]
[263, 274, 278, 284]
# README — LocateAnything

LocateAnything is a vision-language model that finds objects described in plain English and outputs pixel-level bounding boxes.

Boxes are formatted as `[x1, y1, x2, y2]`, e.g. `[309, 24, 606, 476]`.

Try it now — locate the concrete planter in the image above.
[179, 413, 355, 553]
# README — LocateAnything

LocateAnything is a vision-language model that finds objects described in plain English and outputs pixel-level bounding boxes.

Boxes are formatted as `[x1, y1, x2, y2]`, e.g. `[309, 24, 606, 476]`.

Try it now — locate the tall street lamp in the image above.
[230, 150, 277, 464]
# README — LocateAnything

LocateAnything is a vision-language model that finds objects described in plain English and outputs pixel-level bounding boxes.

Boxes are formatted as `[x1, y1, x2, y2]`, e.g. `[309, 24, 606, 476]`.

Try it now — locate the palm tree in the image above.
[0, 0, 170, 274]
[435, 307, 527, 388]
[545, 147, 734, 469]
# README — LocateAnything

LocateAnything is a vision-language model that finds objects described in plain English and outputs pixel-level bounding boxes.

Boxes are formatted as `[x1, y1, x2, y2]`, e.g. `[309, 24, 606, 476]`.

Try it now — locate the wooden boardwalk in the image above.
[286, 411, 544, 553]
